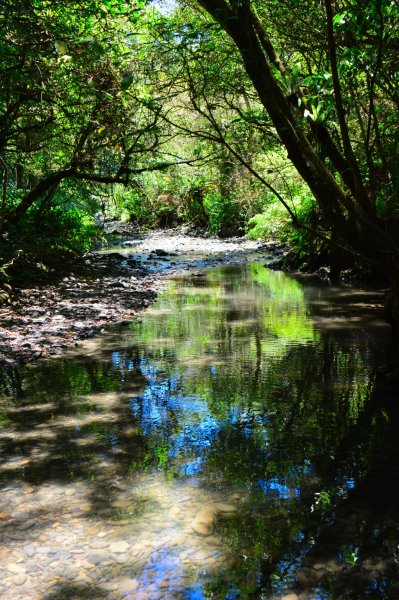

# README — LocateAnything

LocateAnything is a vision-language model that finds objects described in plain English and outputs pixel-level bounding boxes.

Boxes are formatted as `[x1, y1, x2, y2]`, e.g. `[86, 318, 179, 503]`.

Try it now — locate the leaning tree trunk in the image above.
[197, 0, 399, 310]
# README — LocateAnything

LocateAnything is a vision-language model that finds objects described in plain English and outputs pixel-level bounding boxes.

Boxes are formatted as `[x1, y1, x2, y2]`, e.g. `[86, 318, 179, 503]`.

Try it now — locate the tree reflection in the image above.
[0, 264, 396, 598]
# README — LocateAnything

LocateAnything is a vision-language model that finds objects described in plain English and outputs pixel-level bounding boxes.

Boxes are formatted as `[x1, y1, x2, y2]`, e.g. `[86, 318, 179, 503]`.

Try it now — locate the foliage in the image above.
[203, 190, 245, 235]
[3, 0, 399, 289]
[247, 202, 291, 240]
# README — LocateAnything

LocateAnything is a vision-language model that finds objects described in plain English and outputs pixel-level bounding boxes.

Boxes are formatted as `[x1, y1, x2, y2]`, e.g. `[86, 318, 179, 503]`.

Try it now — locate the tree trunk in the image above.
[0, 167, 74, 233]
[197, 0, 399, 280]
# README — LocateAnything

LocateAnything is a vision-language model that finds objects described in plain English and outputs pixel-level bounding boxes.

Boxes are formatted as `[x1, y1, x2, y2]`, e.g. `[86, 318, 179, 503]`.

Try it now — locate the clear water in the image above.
[1, 263, 398, 599]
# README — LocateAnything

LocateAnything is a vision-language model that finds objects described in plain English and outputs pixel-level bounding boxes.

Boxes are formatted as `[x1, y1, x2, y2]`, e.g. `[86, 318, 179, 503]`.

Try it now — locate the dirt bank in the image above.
[1, 230, 279, 366]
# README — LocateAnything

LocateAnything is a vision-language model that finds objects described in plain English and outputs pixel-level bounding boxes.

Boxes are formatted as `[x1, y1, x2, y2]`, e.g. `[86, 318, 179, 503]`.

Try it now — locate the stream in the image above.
[1, 260, 399, 599]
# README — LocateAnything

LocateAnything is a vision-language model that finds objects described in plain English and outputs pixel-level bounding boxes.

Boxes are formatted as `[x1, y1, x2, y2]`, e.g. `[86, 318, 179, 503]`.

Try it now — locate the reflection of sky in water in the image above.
[125, 354, 278, 477]
[139, 546, 241, 599]
[129, 358, 221, 469]
[257, 477, 300, 500]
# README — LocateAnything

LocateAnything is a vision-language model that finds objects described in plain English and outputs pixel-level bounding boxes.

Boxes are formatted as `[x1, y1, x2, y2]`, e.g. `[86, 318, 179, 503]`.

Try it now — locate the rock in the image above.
[191, 502, 237, 536]
[214, 502, 236, 513]
[0, 513, 13, 520]
[115, 553, 127, 564]
[109, 540, 130, 553]
[23, 545, 36, 557]
[108, 253, 126, 260]
[118, 577, 139, 595]
[86, 551, 111, 565]
[191, 505, 217, 536]
[8, 563, 25, 574]
[168, 506, 181, 518]
[13, 573, 27, 586]
[89, 539, 108, 549]
[100, 581, 118, 591]
[17, 520, 36, 531]
[97, 531, 109, 538]
[36, 546, 51, 554]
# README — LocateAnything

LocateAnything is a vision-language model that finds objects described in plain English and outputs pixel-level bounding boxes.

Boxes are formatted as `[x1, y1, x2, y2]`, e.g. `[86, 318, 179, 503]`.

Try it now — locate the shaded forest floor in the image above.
[1, 228, 279, 366]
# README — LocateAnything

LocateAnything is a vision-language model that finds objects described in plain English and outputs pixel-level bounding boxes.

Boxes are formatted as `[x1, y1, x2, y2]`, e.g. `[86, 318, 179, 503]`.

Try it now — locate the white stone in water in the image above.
[109, 540, 130, 553]
[7, 563, 25, 574]
[118, 577, 139, 595]
[115, 553, 127, 564]
[100, 581, 118, 591]
[89, 539, 108, 549]
[13, 573, 27, 586]
[23, 545, 35, 557]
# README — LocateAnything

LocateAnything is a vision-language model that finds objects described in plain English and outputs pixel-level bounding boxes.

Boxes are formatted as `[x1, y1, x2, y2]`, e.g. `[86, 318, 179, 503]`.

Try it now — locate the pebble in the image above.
[89, 539, 108, 549]
[36, 546, 51, 554]
[97, 531, 109, 538]
[109, 540, 130, 553]
[87, 551, 111, 565]
[16, 521, 35, 531]
[7, 563, 25, 574]
[99, 581, 118, 591]
[22, 545, 35, 557]
[12, 574, 26, 586]
[115, 553, 128, 564]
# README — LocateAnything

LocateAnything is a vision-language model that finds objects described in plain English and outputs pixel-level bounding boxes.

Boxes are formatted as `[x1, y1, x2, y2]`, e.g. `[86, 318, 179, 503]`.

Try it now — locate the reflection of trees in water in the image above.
[0, 264, 396, 598]
[289, 375, 399, 599]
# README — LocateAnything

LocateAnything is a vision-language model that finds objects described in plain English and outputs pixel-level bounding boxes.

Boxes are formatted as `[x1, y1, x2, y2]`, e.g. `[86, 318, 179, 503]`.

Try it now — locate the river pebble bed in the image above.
[0, 473, 245, 600]
[0, 229, 277, 366]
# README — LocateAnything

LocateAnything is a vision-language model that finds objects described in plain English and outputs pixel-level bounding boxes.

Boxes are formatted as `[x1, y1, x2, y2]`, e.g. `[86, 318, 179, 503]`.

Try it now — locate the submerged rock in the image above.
[191, 502, 237, 536]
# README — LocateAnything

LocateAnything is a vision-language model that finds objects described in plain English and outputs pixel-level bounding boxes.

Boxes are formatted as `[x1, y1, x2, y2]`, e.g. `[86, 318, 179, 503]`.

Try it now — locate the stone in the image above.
[281, 594, 298, 600]
[100, 581, 118, 591]
[109, 540, 130, 553]
[115, 553, 127, 564]
[23, 545, 36, 557]
[191, 505, 217, 536]
[97, 531, 109, 538]
[36, 546, 51, 554]
[13, 573, 27, 586]
[168, 506, 181, 518]
[17, 520, 36, 531]
[7, 563, 25, 574]
[86, 551, 111, 565]
[214, 502, 236, 513]
[89, 539, 108, 549]
[118, 577, 139, 595]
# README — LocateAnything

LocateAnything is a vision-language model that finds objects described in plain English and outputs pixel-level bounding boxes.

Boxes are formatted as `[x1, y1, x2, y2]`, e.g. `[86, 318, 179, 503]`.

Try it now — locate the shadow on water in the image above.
[0, 262, 398, 599]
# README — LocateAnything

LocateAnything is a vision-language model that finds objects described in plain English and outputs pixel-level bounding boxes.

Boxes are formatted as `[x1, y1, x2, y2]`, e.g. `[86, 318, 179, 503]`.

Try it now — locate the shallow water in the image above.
[1, 263, 399, 599]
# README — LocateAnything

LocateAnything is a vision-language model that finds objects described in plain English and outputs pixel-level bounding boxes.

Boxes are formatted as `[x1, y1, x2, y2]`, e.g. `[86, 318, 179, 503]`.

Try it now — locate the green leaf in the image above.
[121, 73, 134, 90]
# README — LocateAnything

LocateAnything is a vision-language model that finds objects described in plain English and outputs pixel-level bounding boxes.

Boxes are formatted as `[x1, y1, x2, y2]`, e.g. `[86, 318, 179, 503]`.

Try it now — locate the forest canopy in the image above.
[1, 0, 399, 291]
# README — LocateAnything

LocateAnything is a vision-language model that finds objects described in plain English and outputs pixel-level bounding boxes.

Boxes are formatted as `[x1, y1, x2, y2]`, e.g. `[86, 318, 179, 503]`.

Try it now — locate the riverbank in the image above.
[1, 230, 279, 366]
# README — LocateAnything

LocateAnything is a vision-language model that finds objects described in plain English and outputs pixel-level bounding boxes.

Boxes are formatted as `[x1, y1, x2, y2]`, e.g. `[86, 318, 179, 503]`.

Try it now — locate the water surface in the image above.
[1, 263, 398, 599]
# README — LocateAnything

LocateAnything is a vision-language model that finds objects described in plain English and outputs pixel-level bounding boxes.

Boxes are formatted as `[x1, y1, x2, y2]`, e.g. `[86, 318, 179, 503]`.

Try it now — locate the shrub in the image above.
[203, 191, 245, 236]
